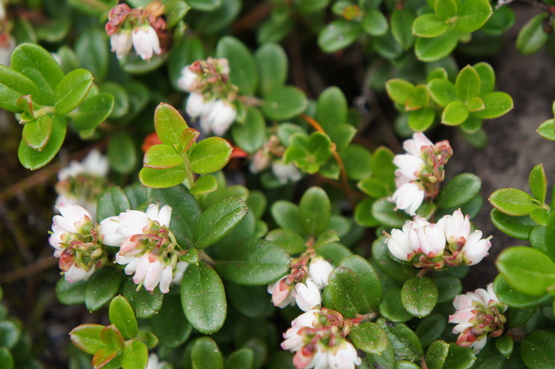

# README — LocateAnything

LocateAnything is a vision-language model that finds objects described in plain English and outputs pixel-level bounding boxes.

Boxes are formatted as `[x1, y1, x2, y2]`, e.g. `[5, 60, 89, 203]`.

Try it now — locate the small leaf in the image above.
[121, 341, 148, 369]
[497, 246, 555, 296]
[455, 65, 481, 101]
[265, 228, 306, 255]
[18, 115, 66, 170]
[189, 137, 233, 174]
[72, 92, 115, 130]
[193, 197, 248, 249]
[472, 91, 513, 119]
[85, 268, 122, 311]
[318, 19, 361, 53]
[489, 188, 539, 216]
[316, 86, 348, 132]
[516, 13, 548, 55]
[391, 9, 416, 49]
[415, 28, 459, 62]
[70, 324, 106, 354]
[329, 266, 370, 318]
[216, 36, 258, 95]
[97, 186, 132, 221]
[151, 294, 192, 348]
[377, 318, 424, 362]
[491, 209, 535, 240]
[100, 325, 125, 351]
[143, 144, 184, 169]
[261, 85, 308, 121]
[442, 100, 469, 125]
[190, 175, 218, 195]
[401, 277, 438, 318]
[181, 262, 227, 334]
[495, 335, 513, 359]
[139, 166, 187, 189]
[108, 296, 138, 340]
[349, 322, 389, 355]
[22, 115, 52, 150]
[108, 132, 137, 174]
[412, 14, 449, 38]
[154, 103, 189, 150]
[54, 68, 94, 115]
[299, 187, 331, 236]
[255, 43, 287, 97]
[537, 119, 555, 141]
[529, 164, 547, 203]
[362, 9, 388, 36]
[456, 0, 492, 33]
[521, 330, 555, 369]
[437, 173, 482, 208]
[231, 107, 265, 154]
[191, 337, 224, 369]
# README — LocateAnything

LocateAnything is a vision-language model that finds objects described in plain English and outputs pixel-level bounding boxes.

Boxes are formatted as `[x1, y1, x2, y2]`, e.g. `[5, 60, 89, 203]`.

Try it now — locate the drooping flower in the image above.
[110, 29, 133, 59]
[389, 132, 452, 216]
[449, 283, 507, 353]
[281, 309, 362, 369]
[132, 24, 161, 60]
[49, 203, 107, 282]
[294, 279, 322, 312]
[198, 98, 237, 136]
[99, 204, 188, 293]
[386, 209, 492, 270]
[146, 353, 170, 369]
[308, 257, 333, 290]
[272, 160, 302, 184]
[55, 150, 109, 220]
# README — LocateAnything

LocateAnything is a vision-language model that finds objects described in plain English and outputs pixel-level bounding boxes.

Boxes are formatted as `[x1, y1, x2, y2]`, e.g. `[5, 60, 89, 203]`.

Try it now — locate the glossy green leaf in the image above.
[537, 119, 555, 141]
[11, 43, 64, 105]
[316, 86, 348, 132]
[342, 144, 372, 181]
[329, 266, 370, 318]
[216, 36, 258, 95]
[456, 0, 492, 33]
[415, 28, 459, 62]
[340, 255, 382, 309]
[298, 187, 331, 236]
[143, 144, 183, 169]
[415, 315, 446, 348]
[437, 173, 482, 208]
[22, 115, 51, 150]
[191, 337, 224, 369]
[97, 186, 131, 224]
[122, 279, 164, 319]
[284, 132, 332, 174]
[56, 278, 87, 305]
[101, 83, 129, 119]
[434, 276, 462, 303]
[362, 9, 388, 36]
[255, 43, 287, 97]
[497, 246, 555, 296]
[18, 115, 66, 170]
[265, 229, 306, 255]
[72, 92, 115, 130]
[349, 322, 389, 355]
[318, 19, 361, 53]
[472, 91, 513, 119]
[181, 262, 227, 334]
[386, 79, 416, 107]
[108, 296, 138, 340]
[154, 103, 188, 150]
[187, 0, 221, 11]
[529, 164, 547, 203]
[412, 14, 449, 38]
[426, 341, 476, 369]
[516, 13, 548, 55]
[54, 69, 93, 115]
[85, 268, 122, 311]
[491, 209, 535, 240]
[121, 341, 148, 369]
[521, 330, 555, 369]
[100, 325, 125, 351]
[355, 198, 380, 227]
[435, 0, 457, 20]
[0, 65, 39, 111]
[372, 237, 416, 283]
[409, 108, 436, 131]
[474, 62, 495, 94]
[151, 294, 192, 348]
[455, 65, 481, 101]
[139, 166, 187, 189]
[391, 9, 416, 49]
[189, 137, 232, 174]
[190, 175, 218, 195]
[442, 100, 469, 125]
[215, 239, 290, 285]
[371, 146, 396, 189]
[193, 197, 248, 249]
[225, 348, 254, 369]
[271, 201, 305, 235]
[428, 78, 457, 107]
[489, 188, 539, 216]
[401, 277, 438, 318]
[0, 321, 20, 351]
[108, 132, 137, 174]
[69, 324, 106, 355]
[377, 318, 424, 362]
[92, 347, 121, 369]
[75, 27, 109, 81]
[495, 335, 513, 359]
[231, 107, 265, 154]
[261, 85, 308, 121]
[380, 288, 413, 323]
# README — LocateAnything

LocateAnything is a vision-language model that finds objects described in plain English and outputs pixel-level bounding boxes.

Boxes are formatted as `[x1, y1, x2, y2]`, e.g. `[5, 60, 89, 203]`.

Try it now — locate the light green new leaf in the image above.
[216, 36, 258, 95]
[154, 103, 189, 150]
[412, 14, 449, 38]
[18, 115, 66, 170]
[22, 115, 51, 150]
[318, 19, 361, 53]
[456, 0, 492, 33]
[189, 137, 232, 174]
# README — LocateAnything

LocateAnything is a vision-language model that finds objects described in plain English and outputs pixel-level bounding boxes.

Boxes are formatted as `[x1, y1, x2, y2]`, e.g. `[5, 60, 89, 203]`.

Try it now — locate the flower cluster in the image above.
[177, 58, 238, 136]
[268, 250, 333, 312]
[49, 203, 108, 282]
[449, 283, 508, 353]
[389, 132, 453, 215]
[281, 309, 361, 369]
[386, 209, 491, 269]
[100, 204, 188, 293]
[105, 3, 166, 60]
[55, 150, 109, 220]
[250, 135, 302, 184]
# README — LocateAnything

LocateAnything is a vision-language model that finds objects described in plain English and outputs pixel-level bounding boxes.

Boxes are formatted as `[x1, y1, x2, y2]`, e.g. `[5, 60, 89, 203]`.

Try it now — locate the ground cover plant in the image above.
[1, 0, 555, 368]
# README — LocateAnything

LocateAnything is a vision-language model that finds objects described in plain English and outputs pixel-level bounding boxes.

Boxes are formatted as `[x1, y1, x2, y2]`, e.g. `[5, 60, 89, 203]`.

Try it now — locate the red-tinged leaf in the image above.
[92, 347, 120, 369]
[100, 325, 125, 351]
[69, 324, 106, 354]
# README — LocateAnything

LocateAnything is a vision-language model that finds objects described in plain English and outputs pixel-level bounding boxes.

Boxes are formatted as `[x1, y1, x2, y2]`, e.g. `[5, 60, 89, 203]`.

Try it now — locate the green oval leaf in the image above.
[261, 85, 308, 121]
[108, 296, 138, 340]
[151, 294, 192, 348]
[143, 144, 184, 169]
[415, 28, 459, 62]
[412, 14, 449, 38]
[216, 36, 258, 95]
[191, 337, 224, 369]
[489, 188, 539, 216]
[54, 68, 93, 115]
[22, 115, 52, 150]
[18, 115, 66, 170]
[516, 13, 548, 55]
[329, 266, 371, 318]
[121, 340, 148, 369]
[456, 0, 492, 33]
[438, 173, 482, 208]
[255, 43, 287, 97]
[521, 330, 555, 369]
[189, 137, 232, 174]
[85, 267, 123, 311]
[497, 246, 555, 296]
[181, 262, 227, 334]
[349, 322, 389, 355]
[472, 91, 513, 119]
[491, 209, 535, 240]
[154, 103, 189, 150]
[318, 19, 361, 53]
[72, 92, 115, 130]
[340, 255, 382, 310]
[401, 277, 438, 318]
[529, 164, 547, 203]
[299, 187, 331, 236]
[193, 197, 248, 249]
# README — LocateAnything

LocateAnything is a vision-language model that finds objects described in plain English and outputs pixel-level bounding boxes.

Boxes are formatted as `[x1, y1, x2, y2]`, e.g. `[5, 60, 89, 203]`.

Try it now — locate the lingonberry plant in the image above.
[2, 0, 555, 368]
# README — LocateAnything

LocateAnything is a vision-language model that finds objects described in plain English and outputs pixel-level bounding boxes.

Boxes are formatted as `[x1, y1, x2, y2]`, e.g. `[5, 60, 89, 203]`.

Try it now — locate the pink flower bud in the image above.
[268, 276, 295, 308]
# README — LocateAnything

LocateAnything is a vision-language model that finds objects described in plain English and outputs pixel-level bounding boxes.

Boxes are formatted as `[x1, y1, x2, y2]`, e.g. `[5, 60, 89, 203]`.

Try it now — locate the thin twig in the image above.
[0, 256, 58, 284]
